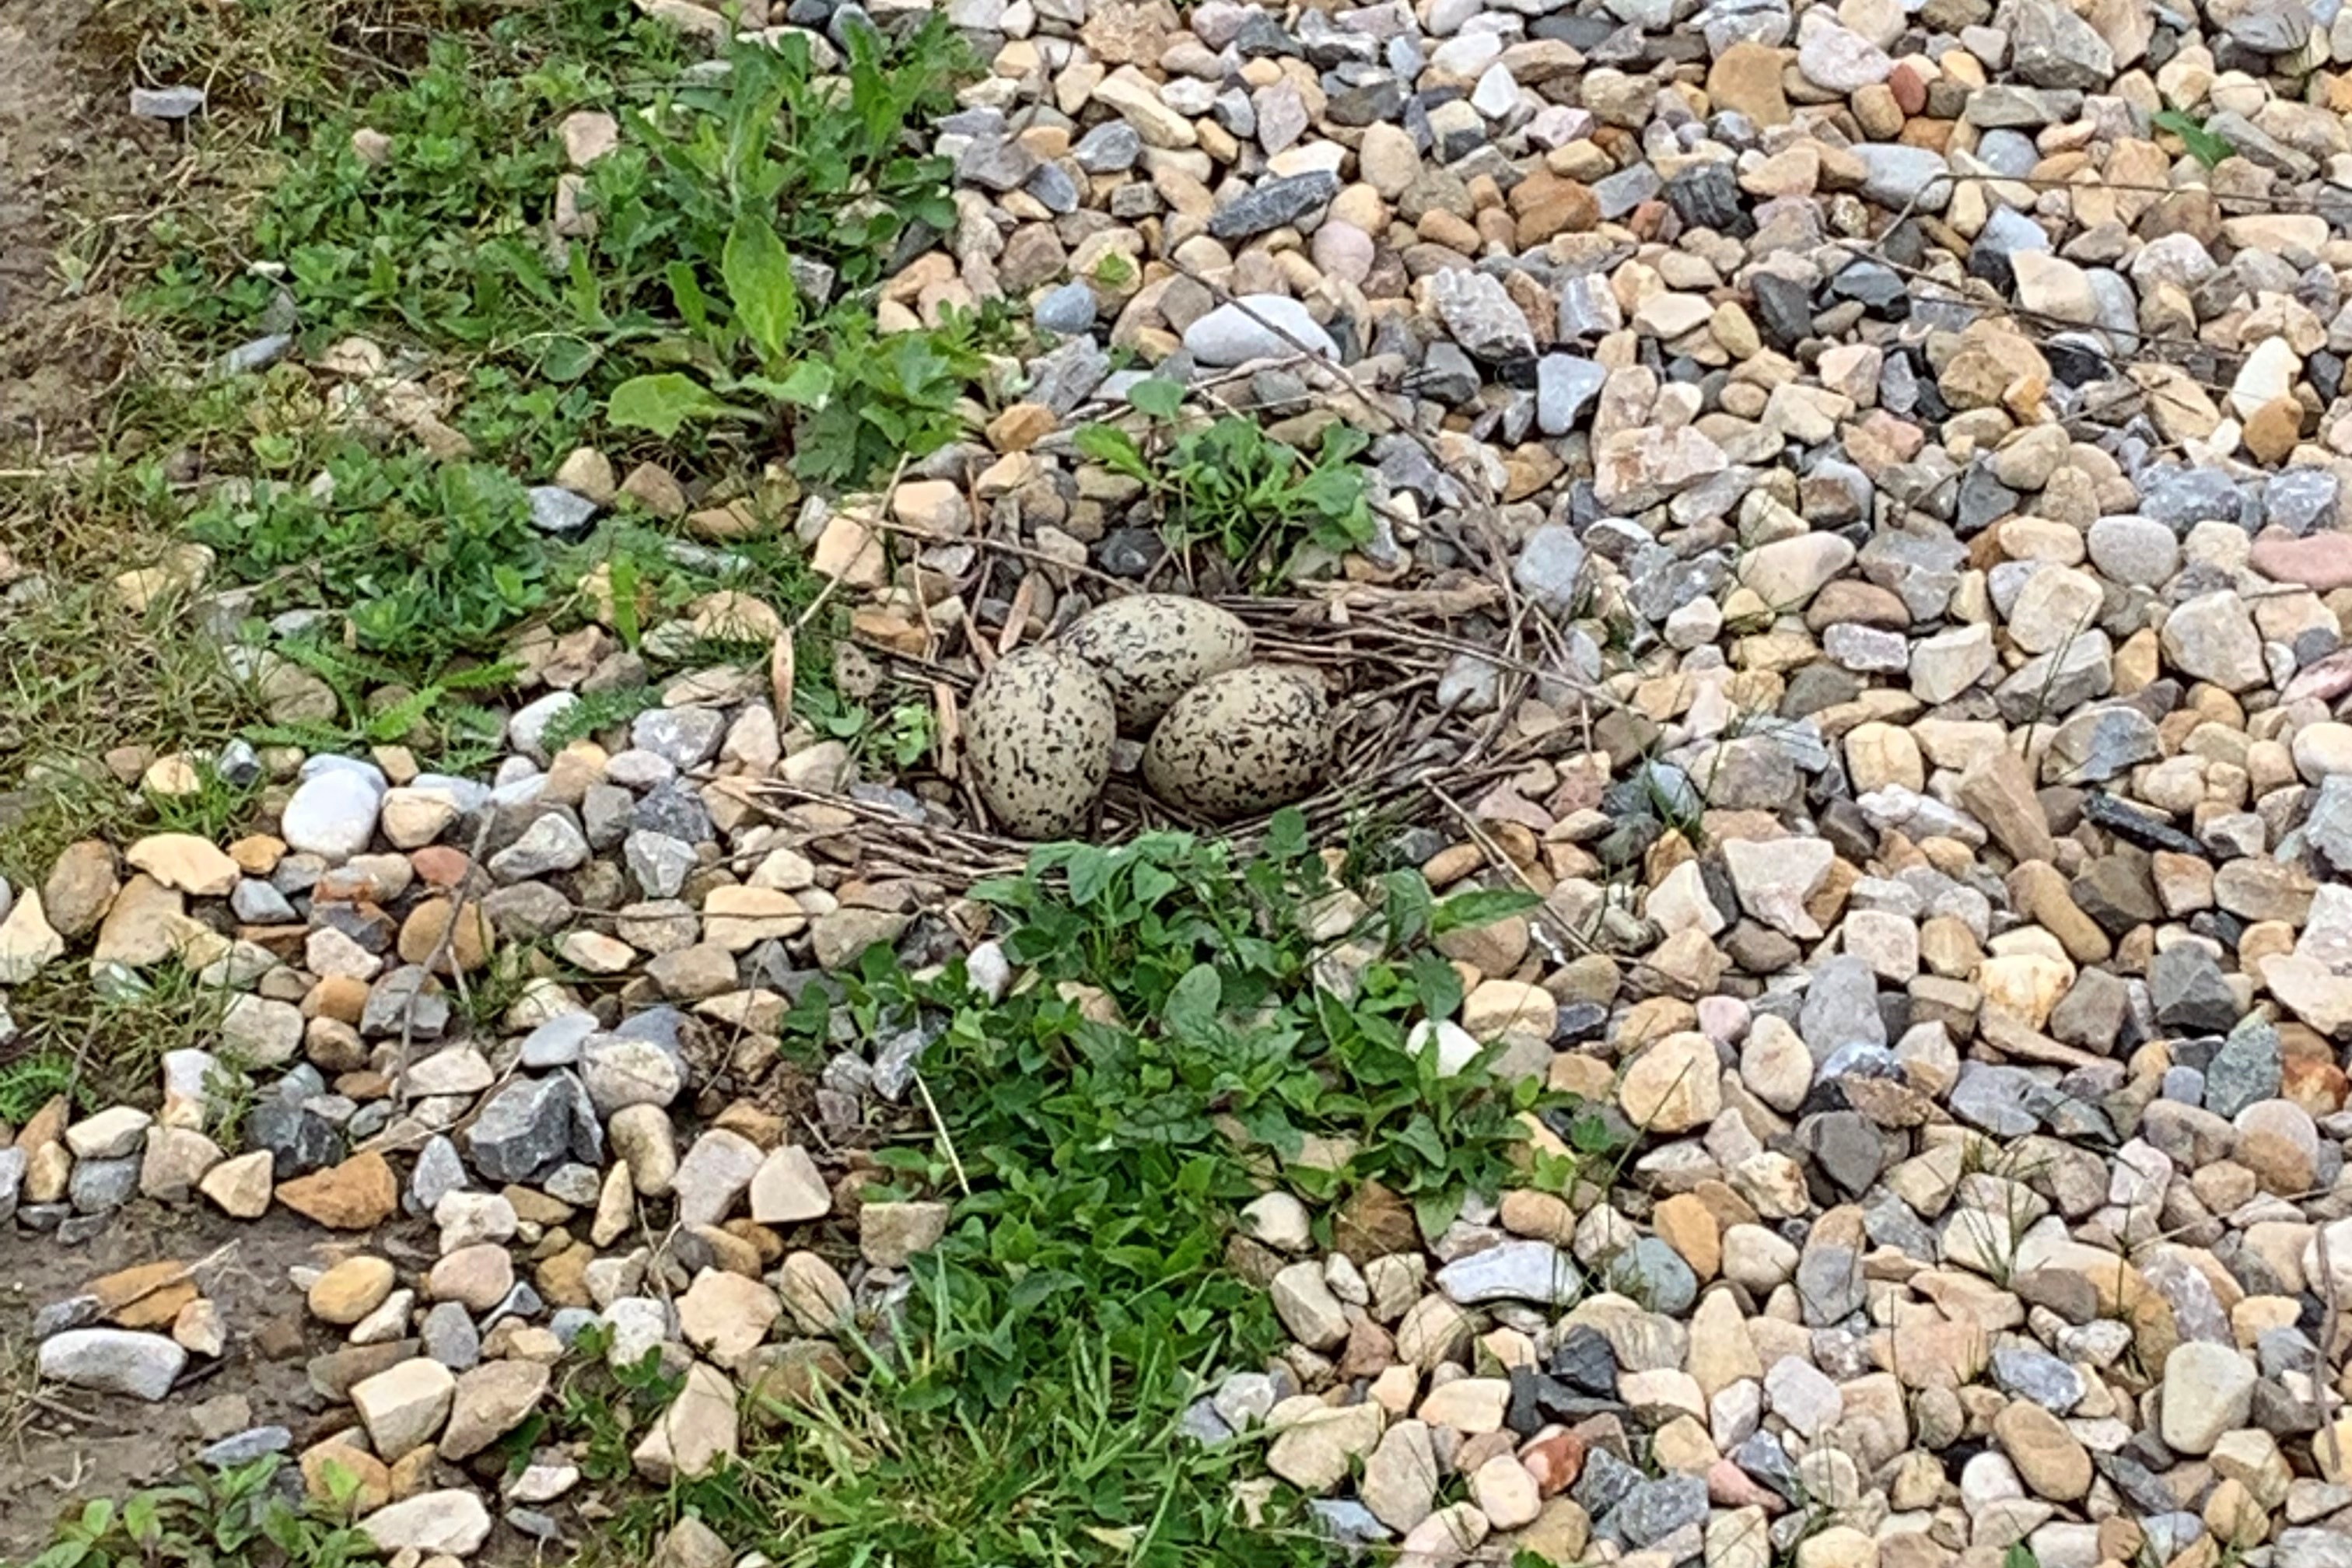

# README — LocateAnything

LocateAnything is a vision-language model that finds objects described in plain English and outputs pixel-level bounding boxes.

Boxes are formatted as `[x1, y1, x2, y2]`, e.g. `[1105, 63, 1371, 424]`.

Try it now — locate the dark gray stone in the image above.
[1605, 1474, 1710, 1547]
[2203, 1022, 2282, 1119]
[2151, 945, 2239, 1034]
[466, 1074, 595, 1185]
[1206, 171, 1339, 240]
[1799, 956, 1884, 1063]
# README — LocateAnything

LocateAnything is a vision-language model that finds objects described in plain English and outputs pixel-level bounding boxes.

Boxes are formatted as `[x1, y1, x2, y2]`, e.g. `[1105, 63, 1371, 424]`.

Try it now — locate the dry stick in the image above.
[1424, 778, 1597, 958]
[397, 807, 499, 1108]
[793, 451, 915, 637]
[2321, 1220, 2347, 1477]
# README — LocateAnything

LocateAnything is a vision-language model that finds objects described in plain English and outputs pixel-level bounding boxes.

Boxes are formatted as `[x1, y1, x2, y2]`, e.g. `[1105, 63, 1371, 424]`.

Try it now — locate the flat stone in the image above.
[1435, 1240, 1584, 1307]
[37, 1329, 187, 1401]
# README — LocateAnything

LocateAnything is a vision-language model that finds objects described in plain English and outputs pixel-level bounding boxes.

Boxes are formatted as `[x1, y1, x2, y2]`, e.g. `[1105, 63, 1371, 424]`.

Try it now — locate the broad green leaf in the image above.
[1164, 963, 1220, 1038]
[1073, 422, 1151, 481]
[1065, 845, 1115, 906]
[1127, 376, 1185, 421]
[1431, 885, 1541, 934]
[2151, 109, 2233, 169]
[666, 260, 712, 334]
[741, 360, 835, 407]
[537, 334, 598, 383]
[723, 213, 800, 367]
[606, 373, 747, 437]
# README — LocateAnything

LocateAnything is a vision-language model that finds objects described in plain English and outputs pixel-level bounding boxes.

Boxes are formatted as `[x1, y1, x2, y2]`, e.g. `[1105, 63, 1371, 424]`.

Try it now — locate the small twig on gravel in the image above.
[2319, 1220, 2346, 1475]
[399, 807, 499, 1104]
[792, 452, 913, 636]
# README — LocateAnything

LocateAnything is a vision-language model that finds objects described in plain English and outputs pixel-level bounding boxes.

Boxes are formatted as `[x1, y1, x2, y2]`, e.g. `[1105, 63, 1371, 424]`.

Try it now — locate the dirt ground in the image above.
[0, 0, 144, 450]
[0, 9, 327, 1553]
[0, 1206, 429, 1557]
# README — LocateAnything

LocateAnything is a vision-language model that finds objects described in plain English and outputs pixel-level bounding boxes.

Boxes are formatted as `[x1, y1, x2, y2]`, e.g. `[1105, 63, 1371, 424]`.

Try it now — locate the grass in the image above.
[515, 820, 1613, 1565]
[3, 961, 232, 1115]
[7, 0, 996, 809]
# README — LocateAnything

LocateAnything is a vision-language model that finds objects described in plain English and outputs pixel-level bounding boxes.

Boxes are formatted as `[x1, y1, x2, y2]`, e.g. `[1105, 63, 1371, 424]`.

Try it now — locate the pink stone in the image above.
[2250, 532, 2352, 592]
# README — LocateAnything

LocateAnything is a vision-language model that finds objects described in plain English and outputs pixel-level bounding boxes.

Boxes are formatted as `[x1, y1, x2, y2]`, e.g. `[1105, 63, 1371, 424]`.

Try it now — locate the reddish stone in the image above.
[408, 845, 474, 889]
[1520, 1429, 1586, 1496]
[1888, 61, 1927, 117]
[1709, 1458, 1789, 1511]
[2250, 532, 2352, 593]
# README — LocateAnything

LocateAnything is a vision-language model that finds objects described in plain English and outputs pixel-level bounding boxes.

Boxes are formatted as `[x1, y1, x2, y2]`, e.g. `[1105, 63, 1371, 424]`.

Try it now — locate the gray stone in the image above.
[1948, 1063, 2049, 1137]
[1181, 296, 1337, 366]
[1991, 1345, 2085, 1412]
[196, 1426, 292, 1468]
[631, 708, 726, 769]
[1605, 1474, 1710, 1547]
[361, 967, 446, 1039]
[467, 1074, 595, 1184]
[1207, 171, 1339, 239]
[2085, 516, 2179, 587]
[1794, 1243, 1866, 1324]
[581, 1033, 687, 1115]
[1799, 956, 1883, 1063]
[130, 86, 206, 119]
[2151, 946, 2239, 1034]
[488, 814, 590, 881]
[1852, 143, 1953, 212]
[1433, 1240, 1583, 1306]
[280, 768, 383, 862]
[421, 1300, 481, 1370]
[1072, 122, 1140, 172]
[0, 1147, 23, 1224]
[1432, 268, 1535, 360]
[1603, 1237, 1697, 1315]
[38, 1330, 187, 1401]
[2278, 1530, 2352, 1568]
[71, 1157, 140, 1213]
[518, 1011, 597, 1069]
[1536, 355, 1607, 436]
[1034, 282, 1097, 335]
[527, 486, 599, 536]
[2204, 1023, 2282, 1120]
[622, 832, 696, 899]
[1513, 525, 1589, 615]
[2009, 0, 2113, 89]
[2266, 469, 2339, 534]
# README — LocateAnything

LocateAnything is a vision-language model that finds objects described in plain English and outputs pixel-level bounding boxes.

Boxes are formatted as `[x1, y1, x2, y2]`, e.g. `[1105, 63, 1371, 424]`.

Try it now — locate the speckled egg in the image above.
[1062, 594, 1254, 730]
[1143, 665, 1332, 821]
[964, 646, 1118, 839]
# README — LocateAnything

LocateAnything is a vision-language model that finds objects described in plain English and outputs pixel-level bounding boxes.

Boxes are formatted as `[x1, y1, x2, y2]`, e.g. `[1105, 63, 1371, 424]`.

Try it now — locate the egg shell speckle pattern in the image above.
[1061, 594, 1254, 730]
[964, 646, 1118, 839]
[1142, 665, 1332, 822]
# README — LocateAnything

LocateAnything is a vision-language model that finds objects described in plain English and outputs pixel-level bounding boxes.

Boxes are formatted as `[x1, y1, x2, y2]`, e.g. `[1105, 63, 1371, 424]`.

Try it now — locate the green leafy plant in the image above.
[2151, 109, 2235, 169]
[11, 1455, 379, 1568]
[619, 818, 1596, 1564]
[187, 450, 552, 662]
[873, 702, 937, 771]
[501, 1320, 687, 1488]
[605, 214, 838, 438]
[240, 640, 515, 770]
[146, 763, 261, 842]
[537, 683, 664, 754]
[1077, 387, 1377, 585]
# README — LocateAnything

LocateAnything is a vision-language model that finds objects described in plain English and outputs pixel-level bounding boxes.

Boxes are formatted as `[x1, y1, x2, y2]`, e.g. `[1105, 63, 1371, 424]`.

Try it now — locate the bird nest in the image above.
[741, 576, 1609, 890]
